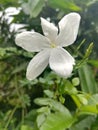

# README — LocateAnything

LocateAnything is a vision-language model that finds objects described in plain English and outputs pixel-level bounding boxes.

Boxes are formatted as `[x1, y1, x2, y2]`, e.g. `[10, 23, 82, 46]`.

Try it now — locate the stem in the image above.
[15, 75, 26, 124]
[21, 108, 25, 124]
[4, 106, 17, 129]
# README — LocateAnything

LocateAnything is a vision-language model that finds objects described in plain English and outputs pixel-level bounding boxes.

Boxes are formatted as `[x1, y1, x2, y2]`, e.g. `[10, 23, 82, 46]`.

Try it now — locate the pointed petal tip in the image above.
[40, 17, 44, 20]
[40, 17, 46, 23]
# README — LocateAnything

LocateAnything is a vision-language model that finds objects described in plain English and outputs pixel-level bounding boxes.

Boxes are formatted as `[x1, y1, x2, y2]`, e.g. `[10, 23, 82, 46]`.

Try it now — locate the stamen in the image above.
[50, 43, 56, 48]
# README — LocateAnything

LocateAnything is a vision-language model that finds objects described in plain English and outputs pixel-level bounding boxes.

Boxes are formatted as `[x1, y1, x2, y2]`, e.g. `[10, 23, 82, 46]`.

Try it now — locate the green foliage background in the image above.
[0, 0, 98, 130]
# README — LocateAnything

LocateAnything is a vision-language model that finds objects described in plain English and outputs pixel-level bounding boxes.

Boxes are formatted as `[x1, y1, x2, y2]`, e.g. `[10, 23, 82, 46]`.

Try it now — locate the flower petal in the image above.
[41, 17, 58, 42]
[15, 31, 50, 52]
[56, 12, 81, 47]
[49, 47, 75, 78]
[26, 49, 50, 80]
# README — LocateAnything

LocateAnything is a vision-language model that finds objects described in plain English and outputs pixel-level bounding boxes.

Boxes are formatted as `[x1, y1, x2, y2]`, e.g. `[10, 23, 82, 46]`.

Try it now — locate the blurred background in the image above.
[0, 0, 98, 129]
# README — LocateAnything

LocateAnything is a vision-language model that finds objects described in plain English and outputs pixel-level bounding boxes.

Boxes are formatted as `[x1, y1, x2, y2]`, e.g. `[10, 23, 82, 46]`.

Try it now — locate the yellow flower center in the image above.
[50, 43, 56, 48]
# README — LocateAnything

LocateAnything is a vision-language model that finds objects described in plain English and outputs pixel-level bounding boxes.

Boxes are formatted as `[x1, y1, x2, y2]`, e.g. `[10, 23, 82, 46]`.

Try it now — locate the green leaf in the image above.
[71, 93, 88, 108]
[78, 64, 97, 94]
[44, 90, 54, 98]
[30, 0, 45, 17]
[71, 95, 82, 108]
[77, 94, 88, 105]
[76, 43, 94, 68]
[88, 94, 98, 105]
[91, 116, 98, 130]
[37, 113, 46, 128]
[70, 116, 95, 130]
[86, 0, 98, 6]
[40, 112, 75, 130]
[34, 98, 71, 114]
[48, 0, 81, 11]
[22, 0, 45, 17]
[21, 125, 33, 130]
[88, 60, 98, 67]
[79, 94, 98, 115]
[0, 0, 19, 7]
[35, 98, 76, 130]
[63, 80, 78, 95]
[37, 106, 50, 113]
[84, 42, 93, 60]
[79, 105, 98, 115]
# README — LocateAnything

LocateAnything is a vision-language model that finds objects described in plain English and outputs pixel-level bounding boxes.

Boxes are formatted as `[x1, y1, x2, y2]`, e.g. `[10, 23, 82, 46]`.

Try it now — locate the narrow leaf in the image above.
[79, 105, 98, 115]
[29, 0, 44, 17]
[48, 0, 81, 11]
[78, 64, 97, 94]
[21, 0, 44, 17]
[88, 60, 98, 67]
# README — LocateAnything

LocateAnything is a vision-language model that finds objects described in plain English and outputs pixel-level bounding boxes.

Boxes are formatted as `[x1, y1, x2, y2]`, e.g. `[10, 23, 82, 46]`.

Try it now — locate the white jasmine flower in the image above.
[0, 7, 21, 24]
[15, 12, 81, 80]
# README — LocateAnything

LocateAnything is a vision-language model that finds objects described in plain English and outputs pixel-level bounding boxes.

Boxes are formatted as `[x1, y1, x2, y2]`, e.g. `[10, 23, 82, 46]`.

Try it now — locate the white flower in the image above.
[0, 7, 21, 24]
[15, 12, 81, 80]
